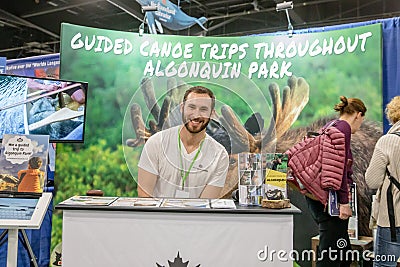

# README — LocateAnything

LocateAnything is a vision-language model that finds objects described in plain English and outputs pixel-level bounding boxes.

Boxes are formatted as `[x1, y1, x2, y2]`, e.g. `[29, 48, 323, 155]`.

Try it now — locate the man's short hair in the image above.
[183, 86, 215, 110]
[29, 157, 43, 169]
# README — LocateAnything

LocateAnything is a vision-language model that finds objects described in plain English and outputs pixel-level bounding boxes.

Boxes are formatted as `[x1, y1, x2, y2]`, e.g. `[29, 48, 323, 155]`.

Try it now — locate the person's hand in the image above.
[339, 203, 352, 220]
[60, 82, 68, 88]
[43, 83, 59, 91]
[70, 89, 86, 104]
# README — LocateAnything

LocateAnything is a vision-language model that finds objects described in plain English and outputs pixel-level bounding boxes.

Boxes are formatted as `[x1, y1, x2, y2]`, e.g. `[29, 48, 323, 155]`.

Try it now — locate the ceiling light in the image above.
[67, 9, 79, 15]
[47, 1, 58, 7]
[138, 5, 158, 35]
[276, 1, 294, 37]
[141, 5, 158, 12]
[276, 1, 293, 12]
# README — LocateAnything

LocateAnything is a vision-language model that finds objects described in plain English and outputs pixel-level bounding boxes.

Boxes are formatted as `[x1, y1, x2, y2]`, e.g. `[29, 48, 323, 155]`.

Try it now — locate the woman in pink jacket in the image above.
[306, 96, 367, 267]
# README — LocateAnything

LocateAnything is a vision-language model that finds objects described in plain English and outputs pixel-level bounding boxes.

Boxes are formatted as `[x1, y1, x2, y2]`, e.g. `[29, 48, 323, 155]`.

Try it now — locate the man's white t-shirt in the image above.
[138, 125, 229, 198]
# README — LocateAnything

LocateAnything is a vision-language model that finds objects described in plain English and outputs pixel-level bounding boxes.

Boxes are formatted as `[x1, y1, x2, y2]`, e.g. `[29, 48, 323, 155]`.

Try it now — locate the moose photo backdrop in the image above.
[55, 23, 382, 257]
[59, 22, 382, 185]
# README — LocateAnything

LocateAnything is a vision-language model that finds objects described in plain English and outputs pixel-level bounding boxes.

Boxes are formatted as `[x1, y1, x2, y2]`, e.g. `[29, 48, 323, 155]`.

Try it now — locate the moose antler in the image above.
[262, 76, 310, 151]
[217, 76, 309, 154]
[218, 105, 259, 153]
[126, 78, 184, 147]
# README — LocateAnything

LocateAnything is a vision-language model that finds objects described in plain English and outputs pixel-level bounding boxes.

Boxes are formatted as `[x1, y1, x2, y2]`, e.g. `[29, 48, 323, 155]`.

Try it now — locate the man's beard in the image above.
[182, 113, 210, 134]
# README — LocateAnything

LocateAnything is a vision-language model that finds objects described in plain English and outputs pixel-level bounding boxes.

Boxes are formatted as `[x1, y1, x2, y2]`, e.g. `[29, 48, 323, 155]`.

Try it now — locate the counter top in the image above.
[55, 196, 301, 215]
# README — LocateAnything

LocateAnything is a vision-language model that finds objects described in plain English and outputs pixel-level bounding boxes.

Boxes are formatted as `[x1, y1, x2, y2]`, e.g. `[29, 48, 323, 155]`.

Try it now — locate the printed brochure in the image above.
[210, 199, 236, 209]
[161, 198, 210, 208]
[59, 196, 118, 206]
[110, 197, 162, 207]
[0, 134, 49, 193]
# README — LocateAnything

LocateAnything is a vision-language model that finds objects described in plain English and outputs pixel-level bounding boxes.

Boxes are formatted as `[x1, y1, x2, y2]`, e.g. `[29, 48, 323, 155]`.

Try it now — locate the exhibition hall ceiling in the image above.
[0, 0, 399, 59]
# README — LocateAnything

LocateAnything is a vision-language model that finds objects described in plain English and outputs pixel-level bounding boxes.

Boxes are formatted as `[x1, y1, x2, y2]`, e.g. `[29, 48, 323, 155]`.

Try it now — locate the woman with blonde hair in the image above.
[366, 96, 400, 267]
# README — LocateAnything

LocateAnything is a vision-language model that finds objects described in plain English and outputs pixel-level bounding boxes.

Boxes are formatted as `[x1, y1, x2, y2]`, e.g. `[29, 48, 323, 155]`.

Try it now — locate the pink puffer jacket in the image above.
[286, 125, 346, 205]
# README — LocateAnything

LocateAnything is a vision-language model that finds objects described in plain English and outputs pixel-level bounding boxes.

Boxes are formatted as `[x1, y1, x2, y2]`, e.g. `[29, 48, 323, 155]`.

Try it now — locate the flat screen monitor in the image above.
[0, 192, 52, 229]
[0, 74, 88, 143]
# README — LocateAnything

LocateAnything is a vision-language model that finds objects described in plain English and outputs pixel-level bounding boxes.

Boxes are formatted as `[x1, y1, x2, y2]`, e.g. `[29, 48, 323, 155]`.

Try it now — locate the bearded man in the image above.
[137, 86, 229, 198]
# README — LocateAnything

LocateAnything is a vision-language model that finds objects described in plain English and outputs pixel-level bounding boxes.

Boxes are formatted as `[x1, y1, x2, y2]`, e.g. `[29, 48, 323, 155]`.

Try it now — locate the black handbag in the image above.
[386, 168, 400, 242]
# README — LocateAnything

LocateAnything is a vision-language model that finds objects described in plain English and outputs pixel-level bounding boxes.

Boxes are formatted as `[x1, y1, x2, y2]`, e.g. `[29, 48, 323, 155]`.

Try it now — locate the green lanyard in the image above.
[178, 128, 205, 190]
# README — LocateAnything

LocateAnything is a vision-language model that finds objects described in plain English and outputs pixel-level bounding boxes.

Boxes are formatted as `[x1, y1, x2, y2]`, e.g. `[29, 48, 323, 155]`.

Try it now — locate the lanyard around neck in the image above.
[178, 127, 205, 190]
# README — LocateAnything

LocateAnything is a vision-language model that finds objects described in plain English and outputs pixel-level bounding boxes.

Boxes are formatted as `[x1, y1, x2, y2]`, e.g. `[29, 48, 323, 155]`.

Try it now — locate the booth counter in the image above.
[56, 198, 300, 267]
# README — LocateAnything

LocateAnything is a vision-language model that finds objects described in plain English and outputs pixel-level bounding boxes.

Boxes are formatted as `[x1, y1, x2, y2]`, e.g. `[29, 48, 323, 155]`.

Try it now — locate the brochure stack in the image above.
[328, 182, 358, 239]
[238, 153, 288, 206]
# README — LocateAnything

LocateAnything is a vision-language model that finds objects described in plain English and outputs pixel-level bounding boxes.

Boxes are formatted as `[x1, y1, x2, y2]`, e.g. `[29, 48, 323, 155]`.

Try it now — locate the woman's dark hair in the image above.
[183, 86, 215, 110]
[333, 96, 367, 116]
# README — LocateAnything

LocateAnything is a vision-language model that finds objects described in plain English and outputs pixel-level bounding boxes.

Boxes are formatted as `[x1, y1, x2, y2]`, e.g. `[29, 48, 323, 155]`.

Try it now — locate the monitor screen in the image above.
[0, 192, 52, 229]
[0, 197, 39, 220]
[0, 74, 88, 143]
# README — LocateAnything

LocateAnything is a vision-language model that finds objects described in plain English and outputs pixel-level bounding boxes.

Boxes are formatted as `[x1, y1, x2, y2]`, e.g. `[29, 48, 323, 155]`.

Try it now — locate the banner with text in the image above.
[60, 23, 382, 180]
[6, 53, 60, 78]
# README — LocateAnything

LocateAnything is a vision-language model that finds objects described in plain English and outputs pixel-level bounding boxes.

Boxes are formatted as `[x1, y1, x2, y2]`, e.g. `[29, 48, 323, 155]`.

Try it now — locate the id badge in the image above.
[175, 189, 190, 198]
